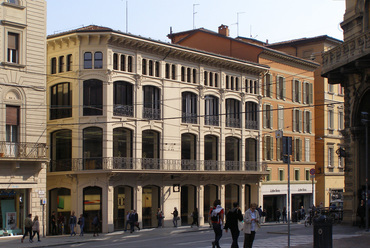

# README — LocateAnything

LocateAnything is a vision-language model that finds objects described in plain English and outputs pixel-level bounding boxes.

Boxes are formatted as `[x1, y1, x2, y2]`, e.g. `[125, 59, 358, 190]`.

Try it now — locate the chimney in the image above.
[218, 24, 229, 36]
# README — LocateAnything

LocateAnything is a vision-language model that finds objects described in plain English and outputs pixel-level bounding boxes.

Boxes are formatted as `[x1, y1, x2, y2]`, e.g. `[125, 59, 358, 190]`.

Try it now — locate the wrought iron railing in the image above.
[182, 112, 197, 124]
[113, 104, 134, 117]
[245, 120, 258, 130]
[49, 157, 266, 173]
[143, 107, 161, 120]
[226, 117, 241, 128]
[205, 116, 219, 126]
[0, 142, 47, 159]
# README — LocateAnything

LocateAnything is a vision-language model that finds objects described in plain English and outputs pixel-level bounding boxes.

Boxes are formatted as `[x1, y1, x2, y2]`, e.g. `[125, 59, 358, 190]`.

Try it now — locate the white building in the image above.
[0, 0, 47, 236]
[46, 25, 269, 233]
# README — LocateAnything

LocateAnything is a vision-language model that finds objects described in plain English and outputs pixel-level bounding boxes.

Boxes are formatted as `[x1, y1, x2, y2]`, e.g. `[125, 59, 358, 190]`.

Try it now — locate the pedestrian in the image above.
[256, 206, 262, 218]
[209, 199, 224, 248]
[282, 207, 287, 223]
[275, 208, 281, 223]
[69, 211, 77, 236]
[31, 215, 40, 242]
[124, 211, 131, 231]
[78, 214, 85, 236]
[129, 210, 136, 233]
[92, 214, 100, 237]
[243, 203, 260, 248]
[357, 199, 366, 228]
[172, 207, 179, 227]
[58, 212, 65, 235]
[50, 211, 57, 235]
[157, 208, 164, 228]
[190, 208, 199, 227]
[224, 202, 243, 248]
[300, 206, 305, 220]
[21, 213, 33, 243]
[133, 210, 140, 231]
[261, 209, 267, 224]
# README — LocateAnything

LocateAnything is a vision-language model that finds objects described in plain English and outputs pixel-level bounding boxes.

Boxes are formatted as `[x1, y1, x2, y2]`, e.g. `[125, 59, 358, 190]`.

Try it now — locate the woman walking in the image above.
[78, 214, 85, 236]
[190, 208, 199, 227]
[243, 203, 260, 248]
[31, 216, 41, 242]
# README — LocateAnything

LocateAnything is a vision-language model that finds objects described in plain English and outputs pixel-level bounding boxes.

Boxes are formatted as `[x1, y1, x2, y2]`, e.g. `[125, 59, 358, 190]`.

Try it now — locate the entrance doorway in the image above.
[142, 185, 160, 228]
[113, 186, 133, 231]
[181, 185, 196, 225]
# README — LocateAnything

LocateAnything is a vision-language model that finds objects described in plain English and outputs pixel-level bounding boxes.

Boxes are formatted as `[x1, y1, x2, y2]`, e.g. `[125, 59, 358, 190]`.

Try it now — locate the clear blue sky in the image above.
[47, 0, 345, 43]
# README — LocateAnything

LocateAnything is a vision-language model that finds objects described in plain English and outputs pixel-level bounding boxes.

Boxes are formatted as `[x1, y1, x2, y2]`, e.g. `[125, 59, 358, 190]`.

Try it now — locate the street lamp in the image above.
[361, 112, 369, 232]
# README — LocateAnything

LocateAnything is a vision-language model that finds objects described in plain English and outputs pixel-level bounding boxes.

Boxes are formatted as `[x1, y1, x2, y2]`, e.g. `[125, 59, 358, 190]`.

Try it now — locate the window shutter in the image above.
[309, 111, 312, 133]
[292, 109, 296, 132]
[299, 139, 302, 161]
[309, 83, 313, 104]
[8, 33, 17, 49]
[303, 111, 307, 133]
[292, 138, 296, 161]
[303, 83, 306, 104]
[269, 75, 273, 98]
[299, 110, 302, 132]
[276, 76, 280, 99]
[298, 82, 302, 103]
[263, 75, 267, 96]
[270, 106, 273, 129]
[283, 77, 286, 100]
[276, 138, 281, 161]
[263, 104, 266, 128]
[263, 136, 267, 160]
[270, 137, 274, 160]
[6, 106, 19, 125]
[292, 80, 296, 102]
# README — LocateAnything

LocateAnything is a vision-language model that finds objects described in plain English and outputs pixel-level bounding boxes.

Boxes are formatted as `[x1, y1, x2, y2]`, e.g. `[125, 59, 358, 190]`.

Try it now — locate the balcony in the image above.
[49, 157, 267, 173]
[226, 117, 241, 128]
[322, 30, 370, 81]
[143, 107, 161, 120]
[205, 116, 219, 126]
[182, 112, 197, 124]
[0, 142, 47, 159]
[245, 120, 258, 130]
[113, 104, 133, 117]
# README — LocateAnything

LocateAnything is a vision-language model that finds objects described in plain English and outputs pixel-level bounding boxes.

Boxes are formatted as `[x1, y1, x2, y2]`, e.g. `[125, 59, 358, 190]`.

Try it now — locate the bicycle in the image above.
[304, 214, 312, 227]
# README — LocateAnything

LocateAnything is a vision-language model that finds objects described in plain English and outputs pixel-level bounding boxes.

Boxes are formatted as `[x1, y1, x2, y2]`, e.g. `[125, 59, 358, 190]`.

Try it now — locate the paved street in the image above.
[0, 222, 369, 248]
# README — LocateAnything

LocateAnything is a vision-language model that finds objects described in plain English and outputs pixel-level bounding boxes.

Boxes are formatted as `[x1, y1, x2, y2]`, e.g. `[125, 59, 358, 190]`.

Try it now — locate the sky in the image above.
[46, 0, 345, 44]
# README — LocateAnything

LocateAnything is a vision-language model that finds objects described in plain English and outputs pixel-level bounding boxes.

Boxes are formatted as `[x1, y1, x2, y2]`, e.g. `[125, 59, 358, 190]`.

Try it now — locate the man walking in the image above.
[50, 211, 57, 235]
[224, 202, 243, 248]
[210, 199, 224, 248]
[21, 214, 33, 243]
[172, 207, 179, 227]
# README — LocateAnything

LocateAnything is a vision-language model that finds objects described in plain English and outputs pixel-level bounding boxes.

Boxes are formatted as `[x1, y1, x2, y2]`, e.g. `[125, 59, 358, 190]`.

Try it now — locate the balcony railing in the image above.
[143, 107, 161, 120]
[0, 142, 47, 159]
[49, 157, 266, 173]
[205, 116, 219, 126]
[182, 112, 197, 124]
[226, 117, 241, 128]
[113, 104, 133, 117]
[245, 120, 258, 130]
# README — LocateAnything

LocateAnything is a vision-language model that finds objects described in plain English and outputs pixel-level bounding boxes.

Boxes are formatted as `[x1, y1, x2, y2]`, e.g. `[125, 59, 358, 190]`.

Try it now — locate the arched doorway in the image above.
[225, 184, 239, 212]
[204, 184, 218, 223]
[113, 186, 133, 231]
[49, 188, 71, 234]
[83, 187, 102, 232]
[181, 185, 197, 225]
[142, 185, 160, 228]
[244, 184, 251, 211]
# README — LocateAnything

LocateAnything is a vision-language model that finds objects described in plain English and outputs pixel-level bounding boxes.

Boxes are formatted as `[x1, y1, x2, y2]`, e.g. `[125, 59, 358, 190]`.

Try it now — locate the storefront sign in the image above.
[298, 188, 307, 192]
[270, 189, 280, 192]
[0, 190, 16, 197]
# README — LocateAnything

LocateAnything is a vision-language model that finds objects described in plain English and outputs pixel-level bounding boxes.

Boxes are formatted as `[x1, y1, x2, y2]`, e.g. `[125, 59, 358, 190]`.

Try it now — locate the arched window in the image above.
[182, 92, 197, 124]
[50, 82, 72, 120]
[50, 130, 72, 171]
[143, 86, 161, 120]
[205, 95, 219, 126]
[114, 81, 133, 117]
[83, 79, 103, 116]
[83, 127, 103, 170]
[245, 101, 258, 130]
[226, 99, 241, 128]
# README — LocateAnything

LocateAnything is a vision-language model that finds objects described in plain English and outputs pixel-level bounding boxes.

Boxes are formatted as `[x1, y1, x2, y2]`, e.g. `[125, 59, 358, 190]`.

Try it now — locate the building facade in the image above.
[0, 0, 47, 236]
[268, 36, 345, 209]
[322, 0, 370, 225]
[46, 25, 269, 233]
[168, 25, 319, 221]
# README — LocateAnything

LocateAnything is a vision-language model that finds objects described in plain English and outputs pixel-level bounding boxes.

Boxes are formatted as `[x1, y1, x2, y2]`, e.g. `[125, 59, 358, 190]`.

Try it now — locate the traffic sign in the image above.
[310, 168, 315, 175]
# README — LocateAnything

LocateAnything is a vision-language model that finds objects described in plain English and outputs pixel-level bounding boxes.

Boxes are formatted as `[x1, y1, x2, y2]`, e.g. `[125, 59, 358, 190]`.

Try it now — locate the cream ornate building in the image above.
[0, 0, 47, 236]
[46, 25, 269, 233]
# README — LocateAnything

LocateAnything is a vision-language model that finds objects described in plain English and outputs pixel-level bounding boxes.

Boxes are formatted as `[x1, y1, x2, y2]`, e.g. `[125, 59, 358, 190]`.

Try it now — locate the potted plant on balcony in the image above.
[0, 152, 4, 157]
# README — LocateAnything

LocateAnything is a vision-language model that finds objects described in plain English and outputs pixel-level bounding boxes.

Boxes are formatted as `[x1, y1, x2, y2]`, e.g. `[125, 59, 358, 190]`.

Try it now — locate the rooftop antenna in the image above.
[236, 12, 245, 37]
[193, 4, 200, 29]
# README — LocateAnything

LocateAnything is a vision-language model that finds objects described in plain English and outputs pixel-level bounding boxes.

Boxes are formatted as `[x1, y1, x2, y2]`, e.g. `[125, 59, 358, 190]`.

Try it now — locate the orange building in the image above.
[169, 25, 319, 221]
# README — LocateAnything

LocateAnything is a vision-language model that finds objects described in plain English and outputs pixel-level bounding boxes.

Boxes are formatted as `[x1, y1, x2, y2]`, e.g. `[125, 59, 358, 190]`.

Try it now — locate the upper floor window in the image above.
[59, 56, 64, 73]
[226, 99, 241, 128]
[246, 79, 258, 94]
[293, 79, 301, 103]
[276, 76, 285, 100]
[114, 81, 133, 117]
[6, 105, 19, 144]
[328, 109, 334, 130]
[84, 52, 92, 69]
[328, 146, 334, 167]
[83, 79, 103, 116]
[338, 111, 344, 130]
[279, 169, 284, 181]
[94, 52, 103, 69]
[245, 138, 257, 162]
[149, 60, 154, 76]
[127, 56, 133, 72]
[305, 138, 310, 162]
[181, 66, 186, 82]
[225, 137, 240, 162]
[50, 82, 72, 120]
[66, 54, 72, 71]
[83, 127, 103, 170]
[113, 53, 118, 70]
[205, 95, 219, 126]
[294, 169, 300, 181]
[246, 102, 258, 130]
[263, 104, 273, 129]
[8, 0, 20, 4]
[193, 69, 197, 84]
[304, 110, 312, 133]
[7, 32, 19, 64]
[171, 64, 176, 80]
[303, 81, 313, 104]
[293, 109, 302, 132]
[121, 55, 126, 71]
[264, 73, 272, 97]
[51, 57, 57, 74]
[338, 85, 344, 95]
[182, 92, 197, 124]
[293, 138, 302, 161]
[155, 61, 160, 77]
[165, 63, 170, 79]
[143, 86, 161, 120]
[278, 105, 284, 130]
[276, 137, 283, 161]
[328, 83, 334, 93]
[264, 135, 273, 161]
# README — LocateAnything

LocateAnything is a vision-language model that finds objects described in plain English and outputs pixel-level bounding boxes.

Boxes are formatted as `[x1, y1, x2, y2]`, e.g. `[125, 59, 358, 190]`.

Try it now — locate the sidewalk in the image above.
[0, 223, 369, 248]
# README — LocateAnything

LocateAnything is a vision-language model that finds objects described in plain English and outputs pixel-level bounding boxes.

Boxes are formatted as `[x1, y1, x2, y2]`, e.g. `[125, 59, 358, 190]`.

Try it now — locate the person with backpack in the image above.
[78, 214, 85, 236]
[21, 213, 33, 243]
[157, 208, 164, 228]
[92, 214, 100, 237]
[224, 202, 243, 248]
[209, 199, 224, 248]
